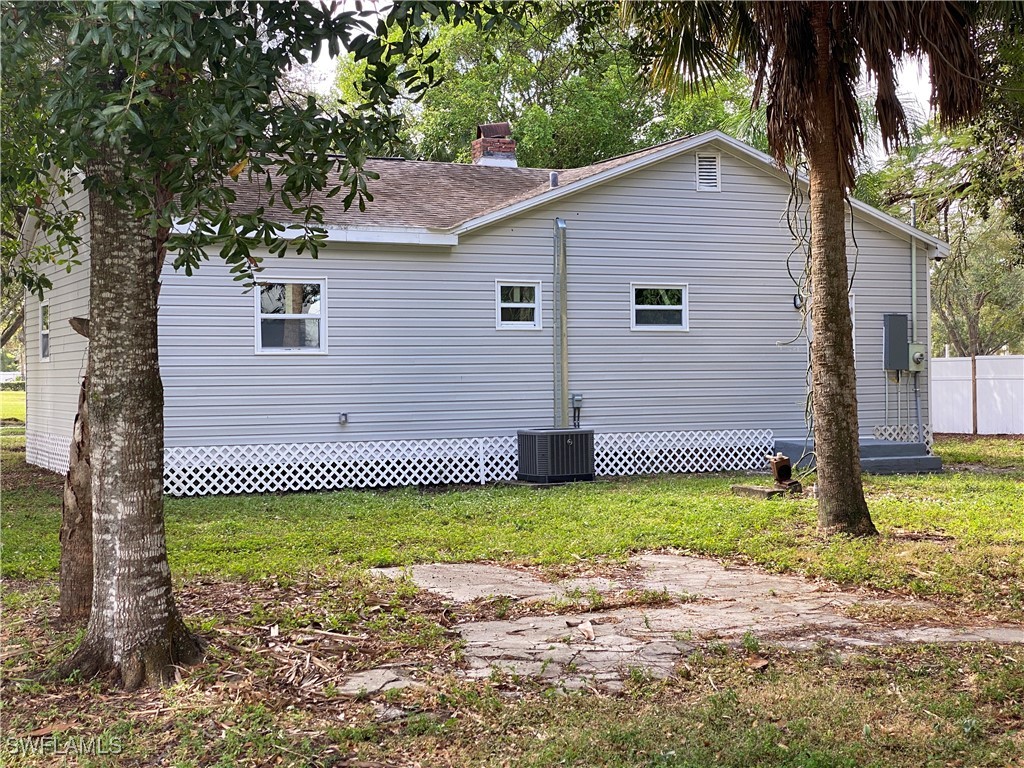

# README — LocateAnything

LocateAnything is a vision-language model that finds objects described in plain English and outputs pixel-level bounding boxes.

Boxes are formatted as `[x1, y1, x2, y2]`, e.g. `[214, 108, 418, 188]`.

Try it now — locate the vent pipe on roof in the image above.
[549, 172, 559, 188]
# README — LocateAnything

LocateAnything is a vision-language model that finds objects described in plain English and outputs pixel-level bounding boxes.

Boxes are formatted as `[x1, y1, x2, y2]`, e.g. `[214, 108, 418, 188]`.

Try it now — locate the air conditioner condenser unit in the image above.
[517, 428, 595, 484]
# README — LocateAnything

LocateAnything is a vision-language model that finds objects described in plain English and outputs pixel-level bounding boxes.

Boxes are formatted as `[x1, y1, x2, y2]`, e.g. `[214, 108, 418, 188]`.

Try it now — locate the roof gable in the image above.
[451, 131, 948, 255]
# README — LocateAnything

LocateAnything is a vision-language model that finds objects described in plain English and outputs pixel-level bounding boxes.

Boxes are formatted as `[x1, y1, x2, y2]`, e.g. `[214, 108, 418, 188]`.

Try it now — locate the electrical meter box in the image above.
[882, 313, 909, 371]
[908, 342, 927, 372]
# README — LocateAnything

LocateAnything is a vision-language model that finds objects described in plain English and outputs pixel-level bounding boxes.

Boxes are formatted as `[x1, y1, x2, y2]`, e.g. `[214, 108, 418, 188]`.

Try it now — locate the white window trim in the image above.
[254, 276, 328, 355]
[39, 301, 51, 362]
[495, 280, 542, 330]
[630, 282, 690, 332]
[696, 152, 721, 192]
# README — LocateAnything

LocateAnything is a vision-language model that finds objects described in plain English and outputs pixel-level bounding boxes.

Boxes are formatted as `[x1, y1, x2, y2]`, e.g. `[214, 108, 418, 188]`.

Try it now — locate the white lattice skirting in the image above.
[163, 429, 773, 497]
[595, 429, 773, 477]
[25, 431, 71, 476]
[164, 436, 520, 496]
[27, 428, 774, 497]
[872, 424, 934, 448]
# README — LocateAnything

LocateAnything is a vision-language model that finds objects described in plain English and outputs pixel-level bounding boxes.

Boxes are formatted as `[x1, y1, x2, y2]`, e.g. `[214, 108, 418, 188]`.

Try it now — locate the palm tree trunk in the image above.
[55, 147, 202, 689]
[805, 3, 876, 537]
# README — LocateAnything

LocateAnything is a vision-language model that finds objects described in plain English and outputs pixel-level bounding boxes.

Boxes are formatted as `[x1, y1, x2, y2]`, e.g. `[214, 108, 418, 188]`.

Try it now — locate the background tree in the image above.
[933, 211, 1024, 357]
[3, 0, 509, 689]
[857, 124, 1024, 359]
[337, 5, 766, 168]
[0, 32, 81, 350]
[856, 20, 1024, 360]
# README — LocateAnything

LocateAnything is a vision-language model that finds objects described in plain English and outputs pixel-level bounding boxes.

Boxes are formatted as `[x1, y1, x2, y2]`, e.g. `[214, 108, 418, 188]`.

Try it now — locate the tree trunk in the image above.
[59, 374, 92, 625]
[805, 4, 877, 536]
[55, 147, 202, 689]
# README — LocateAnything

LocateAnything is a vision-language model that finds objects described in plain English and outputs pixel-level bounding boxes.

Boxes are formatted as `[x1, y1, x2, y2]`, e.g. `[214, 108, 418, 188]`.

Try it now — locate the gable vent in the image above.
[696, 153, 721, 192]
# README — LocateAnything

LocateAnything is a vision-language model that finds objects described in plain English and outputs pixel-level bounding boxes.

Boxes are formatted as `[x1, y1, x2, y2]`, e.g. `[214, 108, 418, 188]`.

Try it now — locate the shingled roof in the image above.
[231, 136, 694, 232]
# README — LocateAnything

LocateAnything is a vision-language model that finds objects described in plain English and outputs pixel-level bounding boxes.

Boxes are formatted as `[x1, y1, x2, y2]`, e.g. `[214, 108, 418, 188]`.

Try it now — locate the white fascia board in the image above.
[451, 128, 949, 257]
[170, 221, 458, 246]
[322, 227, 457, 246]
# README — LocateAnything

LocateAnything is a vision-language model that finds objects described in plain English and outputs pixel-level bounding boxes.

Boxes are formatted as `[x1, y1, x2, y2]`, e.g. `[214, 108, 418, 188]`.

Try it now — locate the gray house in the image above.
[24, 129, 944, 495]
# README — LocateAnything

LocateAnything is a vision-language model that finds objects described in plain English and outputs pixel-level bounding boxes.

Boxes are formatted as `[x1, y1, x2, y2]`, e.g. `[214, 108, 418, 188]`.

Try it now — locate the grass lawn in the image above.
[0, 388, 26, 422]
[1, 433, 1022, 766]
[933, 432, 1024, 469]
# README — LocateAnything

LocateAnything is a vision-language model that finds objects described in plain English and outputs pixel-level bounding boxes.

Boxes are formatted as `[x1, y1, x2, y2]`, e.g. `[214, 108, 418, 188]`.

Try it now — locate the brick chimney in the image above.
[471, 122, 517, 167]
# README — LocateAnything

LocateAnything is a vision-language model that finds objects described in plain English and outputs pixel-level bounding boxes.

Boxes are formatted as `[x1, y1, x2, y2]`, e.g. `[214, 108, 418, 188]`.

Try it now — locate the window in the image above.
[496, 281, 541, 330]
[631, 284, 689, 330]
[255, 279, 326, 353]
[696, 152, 721, 192]
[39, 302, 50, 361]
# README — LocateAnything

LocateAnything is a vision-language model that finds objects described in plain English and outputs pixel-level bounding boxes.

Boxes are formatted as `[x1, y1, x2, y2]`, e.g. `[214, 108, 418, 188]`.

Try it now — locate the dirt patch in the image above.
[888, 529, 956, 544]
[458, 587, 694, 623]
[943, 462, 1023, 475]
[0, 453, 62, 493]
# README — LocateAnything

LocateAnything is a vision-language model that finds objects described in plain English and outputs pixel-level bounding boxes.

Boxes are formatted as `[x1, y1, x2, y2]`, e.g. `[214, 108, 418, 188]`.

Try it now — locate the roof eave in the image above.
[323, 227, 458, 246]
[171, 222, 458, 247]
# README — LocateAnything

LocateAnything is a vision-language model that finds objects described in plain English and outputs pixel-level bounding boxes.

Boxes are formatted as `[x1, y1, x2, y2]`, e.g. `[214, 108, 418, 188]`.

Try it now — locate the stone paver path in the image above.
[366, 554, 1024, 692]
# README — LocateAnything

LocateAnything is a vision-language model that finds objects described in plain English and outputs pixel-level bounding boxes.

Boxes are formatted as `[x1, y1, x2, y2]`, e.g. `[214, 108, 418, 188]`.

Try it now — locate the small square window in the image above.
[631, 284, 689, 330]
[496, 281, 541, 330]
[255, 279, 327, 353]
[40, 302, 50, 361]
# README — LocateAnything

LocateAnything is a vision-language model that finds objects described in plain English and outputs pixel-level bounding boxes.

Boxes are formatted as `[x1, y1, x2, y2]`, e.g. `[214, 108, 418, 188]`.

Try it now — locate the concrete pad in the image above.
[632, 553, 830, 600]
[374, 553, 1024, 691]
[372, 563, 625, 603]
[337, 668, 423, 698]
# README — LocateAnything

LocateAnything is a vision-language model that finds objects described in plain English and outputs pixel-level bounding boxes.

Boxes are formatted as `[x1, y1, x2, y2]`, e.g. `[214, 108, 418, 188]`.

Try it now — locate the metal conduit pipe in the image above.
[911, 202, 924, 442]
[553, 218, 570, 428]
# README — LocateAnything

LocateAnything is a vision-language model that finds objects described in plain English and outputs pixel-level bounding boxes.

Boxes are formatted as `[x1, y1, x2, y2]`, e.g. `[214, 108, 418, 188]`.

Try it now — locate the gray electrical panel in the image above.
[882, 313, 909, 370]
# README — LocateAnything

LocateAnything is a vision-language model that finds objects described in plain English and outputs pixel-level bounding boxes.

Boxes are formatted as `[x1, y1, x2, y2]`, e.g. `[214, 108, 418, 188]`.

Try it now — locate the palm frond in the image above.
[621, 0, 992, 190]
[619, 1, 752, 95]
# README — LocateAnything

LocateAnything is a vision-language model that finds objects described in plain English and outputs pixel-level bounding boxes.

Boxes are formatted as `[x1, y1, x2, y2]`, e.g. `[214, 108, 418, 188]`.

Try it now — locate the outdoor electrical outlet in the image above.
[338, 413, 349, 425]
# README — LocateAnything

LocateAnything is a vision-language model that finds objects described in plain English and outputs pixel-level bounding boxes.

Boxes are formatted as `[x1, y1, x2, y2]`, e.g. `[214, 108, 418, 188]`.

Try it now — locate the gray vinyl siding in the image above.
[24, 182, 91, 442]
[540, 148, 931, 439]
[843, 222, 932, 435]
[157, 146, 931, 447]
[158, 239, 556, 445]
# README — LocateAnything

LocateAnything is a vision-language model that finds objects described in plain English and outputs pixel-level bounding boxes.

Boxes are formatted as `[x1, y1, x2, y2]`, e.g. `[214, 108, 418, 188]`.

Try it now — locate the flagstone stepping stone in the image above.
[336, 668, 423, 698]
[369, 553, 1024, 692]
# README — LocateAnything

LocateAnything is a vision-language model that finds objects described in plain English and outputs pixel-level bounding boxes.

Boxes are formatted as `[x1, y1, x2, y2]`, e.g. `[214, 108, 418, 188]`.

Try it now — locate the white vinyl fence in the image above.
[930, 356, 1024, 434]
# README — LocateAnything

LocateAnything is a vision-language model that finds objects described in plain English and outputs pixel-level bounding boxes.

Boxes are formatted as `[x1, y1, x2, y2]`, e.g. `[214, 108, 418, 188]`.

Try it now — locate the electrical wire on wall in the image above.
[774, 161, 862, 482]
